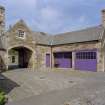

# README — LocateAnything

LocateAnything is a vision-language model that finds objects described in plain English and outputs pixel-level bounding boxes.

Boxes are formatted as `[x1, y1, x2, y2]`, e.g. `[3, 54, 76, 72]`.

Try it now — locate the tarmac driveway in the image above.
[2, 69, 105, 105]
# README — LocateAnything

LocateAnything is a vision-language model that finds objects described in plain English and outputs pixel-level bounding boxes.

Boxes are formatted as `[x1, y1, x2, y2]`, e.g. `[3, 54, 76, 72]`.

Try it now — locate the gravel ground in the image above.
[2, 69, 105, 105]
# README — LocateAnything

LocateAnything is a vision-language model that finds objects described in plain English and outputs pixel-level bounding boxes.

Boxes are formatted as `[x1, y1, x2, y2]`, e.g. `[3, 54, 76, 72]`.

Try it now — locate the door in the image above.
[46, 54, 50, 67]
[54, 52, 72, 68]
[75, 50, 97, 72]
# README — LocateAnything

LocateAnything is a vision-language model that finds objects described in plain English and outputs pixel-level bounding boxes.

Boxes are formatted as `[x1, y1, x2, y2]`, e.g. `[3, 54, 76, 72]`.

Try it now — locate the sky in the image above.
[0, 0, 105, 34]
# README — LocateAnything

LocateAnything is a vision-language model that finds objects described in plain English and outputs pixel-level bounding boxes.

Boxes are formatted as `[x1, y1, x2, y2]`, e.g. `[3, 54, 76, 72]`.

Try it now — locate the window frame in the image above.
[76, 51, 96, 60]
[17, 30, 26, 39]
[11, 56, 15, 63]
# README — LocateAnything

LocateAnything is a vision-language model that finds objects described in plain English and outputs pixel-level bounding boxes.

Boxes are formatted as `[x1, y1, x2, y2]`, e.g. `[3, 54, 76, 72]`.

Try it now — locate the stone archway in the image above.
[8, 46, 33, 69]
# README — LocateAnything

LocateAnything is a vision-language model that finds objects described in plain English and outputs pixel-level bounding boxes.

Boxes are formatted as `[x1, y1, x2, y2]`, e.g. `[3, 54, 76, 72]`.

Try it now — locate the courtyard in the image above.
[1, 69, 105, 105]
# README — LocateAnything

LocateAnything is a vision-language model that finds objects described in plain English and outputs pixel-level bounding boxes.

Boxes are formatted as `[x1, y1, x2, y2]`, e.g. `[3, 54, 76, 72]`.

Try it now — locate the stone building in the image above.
[0, 5, 105, 72]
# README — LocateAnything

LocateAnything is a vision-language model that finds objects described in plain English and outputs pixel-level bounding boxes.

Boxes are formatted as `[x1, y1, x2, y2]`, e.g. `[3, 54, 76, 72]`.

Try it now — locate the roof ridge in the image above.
[54, 25, 102, 36]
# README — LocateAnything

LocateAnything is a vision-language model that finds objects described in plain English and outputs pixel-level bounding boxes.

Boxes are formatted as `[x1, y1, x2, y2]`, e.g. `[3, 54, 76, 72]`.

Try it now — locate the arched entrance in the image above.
[8, 46, 33, 69]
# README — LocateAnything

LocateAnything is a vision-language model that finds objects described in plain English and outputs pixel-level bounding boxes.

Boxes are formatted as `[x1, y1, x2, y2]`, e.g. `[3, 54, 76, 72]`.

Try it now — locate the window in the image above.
[18, 30, 25, 38]
[76, 51, 96, 60]
[12, 56, 15, 63]
[64, 52, 72, 59]
[54, 53, 63, 58]
[54, 52, 72, 59]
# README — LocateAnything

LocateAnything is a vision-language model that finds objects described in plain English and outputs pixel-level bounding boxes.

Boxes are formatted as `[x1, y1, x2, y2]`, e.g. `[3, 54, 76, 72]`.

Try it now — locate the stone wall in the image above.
[6, 20, 36, 70]
[36, 45, 51, 70]
[0, 50, 6, 72]
[7, 21, 35, 50]
[101, 45, 105, 72]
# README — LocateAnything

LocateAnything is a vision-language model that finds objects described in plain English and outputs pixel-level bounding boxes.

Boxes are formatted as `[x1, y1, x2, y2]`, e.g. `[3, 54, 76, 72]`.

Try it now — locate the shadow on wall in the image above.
[0, 74, 20, 94]
[0, 55, 6, 73]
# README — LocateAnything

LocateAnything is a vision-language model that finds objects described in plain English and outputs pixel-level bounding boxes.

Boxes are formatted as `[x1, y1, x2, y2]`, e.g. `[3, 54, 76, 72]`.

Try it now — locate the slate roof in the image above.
[52, 25, 104, 45]
[33, 25, 104, 45]
[33, 32, 53, 45]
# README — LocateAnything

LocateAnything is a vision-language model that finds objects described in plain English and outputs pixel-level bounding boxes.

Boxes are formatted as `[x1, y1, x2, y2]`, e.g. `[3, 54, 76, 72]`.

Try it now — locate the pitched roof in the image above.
[33, 25, 104, 45]
[52, 25, 104, 45]
[33, 32, 53, 45]
[9, 20, 103, 45]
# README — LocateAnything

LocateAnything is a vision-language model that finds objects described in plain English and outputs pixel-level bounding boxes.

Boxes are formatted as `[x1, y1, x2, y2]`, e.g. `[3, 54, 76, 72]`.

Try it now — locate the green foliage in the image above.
[0, 89, 6, 105]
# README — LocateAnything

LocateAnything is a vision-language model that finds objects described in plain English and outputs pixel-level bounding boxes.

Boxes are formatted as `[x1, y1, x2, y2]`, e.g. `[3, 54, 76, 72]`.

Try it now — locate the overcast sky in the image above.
[0, 0, 105, 34]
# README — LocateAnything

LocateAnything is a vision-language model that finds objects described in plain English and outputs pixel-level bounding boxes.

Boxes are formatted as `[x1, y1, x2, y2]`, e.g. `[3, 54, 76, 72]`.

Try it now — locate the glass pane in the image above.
[12, 56, 15, 63]
[64, 52, 72, 58]
[54, 53, 63, 58]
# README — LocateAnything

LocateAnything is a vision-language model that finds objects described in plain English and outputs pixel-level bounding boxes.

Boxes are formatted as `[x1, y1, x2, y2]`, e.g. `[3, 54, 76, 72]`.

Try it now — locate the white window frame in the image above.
[17, 30, 26, 39]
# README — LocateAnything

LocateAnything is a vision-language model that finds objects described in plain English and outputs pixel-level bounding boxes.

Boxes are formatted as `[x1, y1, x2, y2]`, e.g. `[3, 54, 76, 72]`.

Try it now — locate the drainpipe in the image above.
[50, 40, 53, 69]
[6, 34, 8, 70]
[51, 46, 52, 69]
[6, 49, 8, 70]
[35, 44, 39, 71]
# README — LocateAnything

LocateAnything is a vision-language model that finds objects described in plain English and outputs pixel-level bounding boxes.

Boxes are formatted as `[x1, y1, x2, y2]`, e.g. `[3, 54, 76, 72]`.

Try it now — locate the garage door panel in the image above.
[62, 59, 72, 68]
[75, 50, 97, 72]
[54, 52, 72, 68]
[75, 60, 97, 71]
[55, 58, 72, 68]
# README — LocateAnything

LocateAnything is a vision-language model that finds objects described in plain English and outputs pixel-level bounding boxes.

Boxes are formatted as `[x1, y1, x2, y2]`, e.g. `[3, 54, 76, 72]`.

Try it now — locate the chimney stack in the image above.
[102, 9, 105, 27]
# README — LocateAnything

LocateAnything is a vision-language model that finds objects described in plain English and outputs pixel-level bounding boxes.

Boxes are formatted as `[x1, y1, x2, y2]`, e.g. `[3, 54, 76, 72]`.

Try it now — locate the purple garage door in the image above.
[75, 50, 97, 72]
[54, 52, 72, 68]
[46, 54, 50, 67]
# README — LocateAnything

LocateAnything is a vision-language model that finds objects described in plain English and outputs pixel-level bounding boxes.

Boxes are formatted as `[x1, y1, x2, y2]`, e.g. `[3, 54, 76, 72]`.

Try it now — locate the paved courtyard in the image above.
[1, 69, 105, 105]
